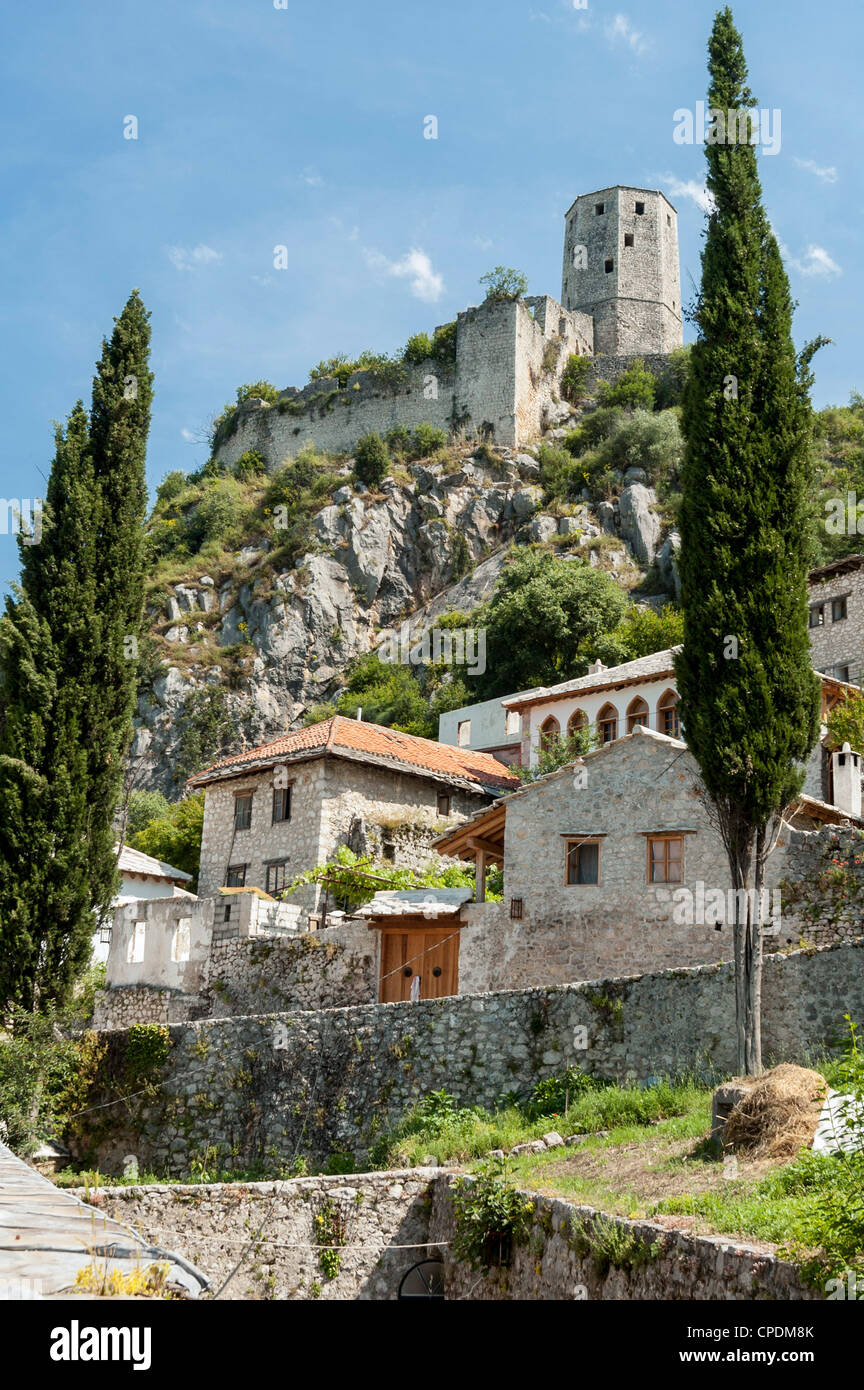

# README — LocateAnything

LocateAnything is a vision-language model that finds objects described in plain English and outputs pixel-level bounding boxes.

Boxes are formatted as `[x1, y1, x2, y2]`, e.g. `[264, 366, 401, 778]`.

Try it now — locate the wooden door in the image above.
[378, 920, 459, 1003]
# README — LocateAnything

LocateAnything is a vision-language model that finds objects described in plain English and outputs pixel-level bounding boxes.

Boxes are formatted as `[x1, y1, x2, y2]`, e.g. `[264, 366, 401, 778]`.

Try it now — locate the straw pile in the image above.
[723, 1064, 829, 1158]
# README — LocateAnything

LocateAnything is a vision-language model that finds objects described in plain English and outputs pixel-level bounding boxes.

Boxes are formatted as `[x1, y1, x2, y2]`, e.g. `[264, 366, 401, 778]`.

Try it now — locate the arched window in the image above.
[658, 690, 680, 739]
[567, 709, 588, 739]
[597, 703, 618, 745]
[626, 697, 649, 733]
[539, 716, 561, 752]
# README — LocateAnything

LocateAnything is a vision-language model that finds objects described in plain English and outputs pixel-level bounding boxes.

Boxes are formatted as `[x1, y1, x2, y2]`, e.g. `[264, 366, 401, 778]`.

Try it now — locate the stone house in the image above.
[185, 714, 517, 916]
[433, 725, 864, 993]
[808, 553, 864, 685]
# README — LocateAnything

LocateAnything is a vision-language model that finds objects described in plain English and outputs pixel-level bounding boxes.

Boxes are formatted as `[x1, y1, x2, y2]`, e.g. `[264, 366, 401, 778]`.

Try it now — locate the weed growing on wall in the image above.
[451, 1157, 535, 1272]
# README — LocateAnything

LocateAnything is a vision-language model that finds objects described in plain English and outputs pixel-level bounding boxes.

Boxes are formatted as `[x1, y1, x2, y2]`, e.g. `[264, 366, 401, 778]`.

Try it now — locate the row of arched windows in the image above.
[539, 691, 680, 752]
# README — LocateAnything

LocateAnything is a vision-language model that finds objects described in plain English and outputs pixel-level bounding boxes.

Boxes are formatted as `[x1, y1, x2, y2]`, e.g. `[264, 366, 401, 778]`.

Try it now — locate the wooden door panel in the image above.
[378, 926, 459, 1002]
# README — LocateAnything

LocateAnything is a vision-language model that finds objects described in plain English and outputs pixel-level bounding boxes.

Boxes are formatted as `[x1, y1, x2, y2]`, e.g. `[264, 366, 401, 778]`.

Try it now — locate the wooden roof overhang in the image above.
[434, 803, 507, 864]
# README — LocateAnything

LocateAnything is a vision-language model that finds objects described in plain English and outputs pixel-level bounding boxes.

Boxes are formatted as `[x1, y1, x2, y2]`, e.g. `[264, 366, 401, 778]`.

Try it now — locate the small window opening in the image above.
[624, 233, 634, 248]
[595, 202, 605, 215]
[604, 259, 614, 274]
[635, 201, 645, 215]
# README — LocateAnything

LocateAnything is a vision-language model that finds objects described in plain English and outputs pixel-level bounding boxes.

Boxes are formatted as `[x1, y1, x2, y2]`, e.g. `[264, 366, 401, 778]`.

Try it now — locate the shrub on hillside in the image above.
[354, 432, 390, 488]
[561, 352, 591, 405]
[232, 448, 267, 481]
[155, 470, 189, 506]
[598, 358, 657, 411]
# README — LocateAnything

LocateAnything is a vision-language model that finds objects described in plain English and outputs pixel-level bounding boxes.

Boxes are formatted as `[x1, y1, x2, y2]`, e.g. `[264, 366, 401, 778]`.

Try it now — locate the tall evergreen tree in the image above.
[675, 9, 822, 1072]
[0, 293, 152, 1011]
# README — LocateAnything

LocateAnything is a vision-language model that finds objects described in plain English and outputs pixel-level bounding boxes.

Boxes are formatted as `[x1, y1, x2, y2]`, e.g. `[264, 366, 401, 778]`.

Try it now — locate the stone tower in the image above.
[560, 186, 682, 357]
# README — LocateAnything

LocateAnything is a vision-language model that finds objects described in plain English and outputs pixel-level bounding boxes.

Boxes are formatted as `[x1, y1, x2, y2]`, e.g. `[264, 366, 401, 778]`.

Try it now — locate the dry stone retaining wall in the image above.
[77, 941, 864, 1176]
[92, 1171, 817, 1301]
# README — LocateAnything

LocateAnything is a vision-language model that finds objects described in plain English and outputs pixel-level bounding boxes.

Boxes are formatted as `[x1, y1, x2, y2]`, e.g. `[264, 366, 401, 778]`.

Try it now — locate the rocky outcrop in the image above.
[135, 444, 672, 792]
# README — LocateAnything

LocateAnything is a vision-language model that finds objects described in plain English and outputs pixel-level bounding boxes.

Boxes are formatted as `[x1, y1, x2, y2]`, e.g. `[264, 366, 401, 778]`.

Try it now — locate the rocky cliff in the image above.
[133, 423, 678, 794]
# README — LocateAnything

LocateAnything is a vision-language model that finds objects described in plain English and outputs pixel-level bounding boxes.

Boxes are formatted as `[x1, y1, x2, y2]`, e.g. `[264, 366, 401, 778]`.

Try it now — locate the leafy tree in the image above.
[654, 345, 692, 410]
[235, 381, 279, 405]
[0, 291, 152, 1012]
[515, 726, 595, 783]
[402, 332, 434, 364]
[174, 687, 239, 786]
[354, 433, 390, 489]
[130, 792, 205, 890]
[125, 789, 171, 837]
[580, 604, 684, 669]
[328, 651, 470, 739]
[826, 690, 864, 756]
[479, 266, 529, 302]
[474, 549, 628, 698]
[674, 9, 822, 1073]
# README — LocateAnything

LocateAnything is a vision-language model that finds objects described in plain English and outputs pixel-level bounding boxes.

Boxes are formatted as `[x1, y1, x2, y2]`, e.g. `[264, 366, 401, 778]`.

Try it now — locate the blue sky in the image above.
[1, 0, 861, 586]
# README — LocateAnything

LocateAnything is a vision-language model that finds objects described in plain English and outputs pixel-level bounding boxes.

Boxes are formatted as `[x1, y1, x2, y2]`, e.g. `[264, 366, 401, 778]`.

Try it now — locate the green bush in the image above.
[384, 424, 413, 458]
[408, 422, 448, 460]
[561, 352, 591, 405]
[451, 1158, 535, 1271]
[235, 381, 279, 406]
[232, 448, 267, 481]
[522, 1066, 601, 1120]
[654, 346, 691, 410]
[354, 432, 390, 489]
[538, 442, 579, 502]
[155, 470, 189, 506]
[187, 479, 247, 550]
[402, 332, 434, 365]
[598, 359, 657, 411]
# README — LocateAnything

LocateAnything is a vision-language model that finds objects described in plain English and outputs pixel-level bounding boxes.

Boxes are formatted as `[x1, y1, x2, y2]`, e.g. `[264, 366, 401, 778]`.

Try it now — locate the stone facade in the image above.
[76, 939, 864, 1175]
[197, 753, 481, 904]
[215, 295, 594, 468]
[808, 556, 864, 684]
[91, 1171, 817, 1301]
[93, 906, 378, 1031]
[561, 187, 682, 356]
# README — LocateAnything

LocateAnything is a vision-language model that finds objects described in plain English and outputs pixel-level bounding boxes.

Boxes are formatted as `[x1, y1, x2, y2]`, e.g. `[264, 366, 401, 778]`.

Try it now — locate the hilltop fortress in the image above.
[215, 185, 683, 468]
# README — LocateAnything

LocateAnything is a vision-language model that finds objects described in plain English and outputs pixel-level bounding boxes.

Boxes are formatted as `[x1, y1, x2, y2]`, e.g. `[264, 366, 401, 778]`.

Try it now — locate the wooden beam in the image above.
[475, 847, 486, 903]
[465, 835, 505, 858]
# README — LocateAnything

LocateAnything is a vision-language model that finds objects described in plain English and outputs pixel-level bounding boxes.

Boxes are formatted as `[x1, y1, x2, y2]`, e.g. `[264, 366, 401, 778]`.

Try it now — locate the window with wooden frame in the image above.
[539, 715, 561, 751]
[265, 860, 287, 895]
[647, 835, 683, 884]
[597, 703, 618, 744]
[657, 690, 680, 739]
[832, 595, 848, 622]
[565, 838, 601, 885]
[234, 793, 253, 830]
[809, 604, 825, 629]
[226, 864, 247, 888]
[510, 897, 523, 920]
[626, 696, 649, 732]
[567, 709, 588, 739]
[272, 785, 291, 823]
[437, 791, 451, 817]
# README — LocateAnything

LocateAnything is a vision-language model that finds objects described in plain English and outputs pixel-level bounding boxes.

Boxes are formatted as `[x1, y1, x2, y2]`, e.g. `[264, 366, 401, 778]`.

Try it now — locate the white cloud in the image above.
[605, 13, 649, 55]
[168, 244, 222, 272]
[786, 243, 842, 278]
[793, 157, 838, 184]
[364, 246, 444, 303]
[663, 176, 715, 214]
[301, 168, 324, 187]
[180, 428, 196, 442]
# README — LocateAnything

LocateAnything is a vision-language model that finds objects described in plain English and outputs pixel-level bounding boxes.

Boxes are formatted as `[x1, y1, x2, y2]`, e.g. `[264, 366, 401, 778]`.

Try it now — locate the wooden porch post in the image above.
[475, 848, 486, 903]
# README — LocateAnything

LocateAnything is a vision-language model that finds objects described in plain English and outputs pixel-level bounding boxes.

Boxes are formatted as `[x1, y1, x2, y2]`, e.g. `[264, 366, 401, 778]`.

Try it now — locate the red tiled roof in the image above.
[186, 715, 519, 793]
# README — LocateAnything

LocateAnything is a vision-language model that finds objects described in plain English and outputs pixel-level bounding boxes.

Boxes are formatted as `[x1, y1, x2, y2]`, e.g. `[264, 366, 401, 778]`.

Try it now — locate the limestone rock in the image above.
[618, 484, 660, 565]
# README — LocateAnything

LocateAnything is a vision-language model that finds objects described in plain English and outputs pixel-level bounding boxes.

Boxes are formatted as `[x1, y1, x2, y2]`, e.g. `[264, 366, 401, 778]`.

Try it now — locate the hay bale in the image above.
[722, 1064, 829, 1158]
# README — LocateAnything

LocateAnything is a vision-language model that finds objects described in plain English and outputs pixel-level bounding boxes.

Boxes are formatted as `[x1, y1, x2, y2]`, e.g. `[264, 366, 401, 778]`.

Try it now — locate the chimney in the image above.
[832, 743, 862, 819]
[588, 660, 606, 675]
[356, 707, 362, 721]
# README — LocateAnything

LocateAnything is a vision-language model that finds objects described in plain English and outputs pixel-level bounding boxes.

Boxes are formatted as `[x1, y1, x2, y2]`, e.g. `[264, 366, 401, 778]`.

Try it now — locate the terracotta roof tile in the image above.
[186, 715, 519, 793]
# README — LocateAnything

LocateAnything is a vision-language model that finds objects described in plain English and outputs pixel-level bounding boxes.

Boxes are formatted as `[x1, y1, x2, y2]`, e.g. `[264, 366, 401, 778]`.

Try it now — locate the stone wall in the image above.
[92, 1171, 817, 1301]
[215, 295, 594, 468]
[94, 917, 378, 1031]
[76, 940, 864, 1175]
[808, 562, 864, 683]
[93, 1171, 436, 1301]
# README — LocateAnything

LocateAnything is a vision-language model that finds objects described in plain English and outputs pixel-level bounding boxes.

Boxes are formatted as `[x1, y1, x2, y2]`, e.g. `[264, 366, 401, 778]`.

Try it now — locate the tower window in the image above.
[595, 202, 605, 215]
[624, 234, 634, 247]
[604, 259, 614, 274]
[667, 214, 672, 227]
[635, 201, 645, 215]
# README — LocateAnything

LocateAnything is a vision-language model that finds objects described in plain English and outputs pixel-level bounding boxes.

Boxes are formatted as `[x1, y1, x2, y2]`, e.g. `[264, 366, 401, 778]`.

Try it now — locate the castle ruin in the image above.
[214, 185, 683, 469]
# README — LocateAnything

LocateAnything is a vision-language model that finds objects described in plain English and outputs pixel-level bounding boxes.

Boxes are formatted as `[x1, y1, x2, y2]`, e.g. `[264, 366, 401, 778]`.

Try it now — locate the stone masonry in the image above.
[92, 1170, 818, 1301]
[76, 939, 864, 1176]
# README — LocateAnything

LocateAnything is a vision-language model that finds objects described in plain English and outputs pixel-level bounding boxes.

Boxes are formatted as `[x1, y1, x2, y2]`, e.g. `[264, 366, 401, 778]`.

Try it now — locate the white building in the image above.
[93, 845, 195, 964]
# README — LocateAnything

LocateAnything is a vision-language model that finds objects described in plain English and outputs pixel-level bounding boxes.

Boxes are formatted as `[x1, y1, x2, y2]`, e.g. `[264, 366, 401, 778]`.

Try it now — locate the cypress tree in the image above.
[0, 293, 152, 1011]
[675, 9, 822, 1072]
